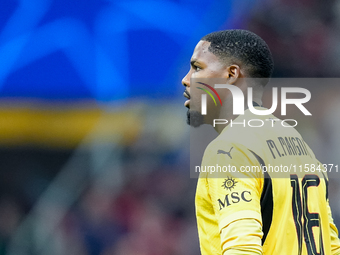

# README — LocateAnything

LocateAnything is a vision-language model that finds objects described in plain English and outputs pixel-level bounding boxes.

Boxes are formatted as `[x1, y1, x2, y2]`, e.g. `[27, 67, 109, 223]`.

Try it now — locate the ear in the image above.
[225, 65, 241, 84]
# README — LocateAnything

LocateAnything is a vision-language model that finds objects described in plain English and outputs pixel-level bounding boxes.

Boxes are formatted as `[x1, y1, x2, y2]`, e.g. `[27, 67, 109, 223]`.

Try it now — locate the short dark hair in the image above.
[201, 30, 274, 84]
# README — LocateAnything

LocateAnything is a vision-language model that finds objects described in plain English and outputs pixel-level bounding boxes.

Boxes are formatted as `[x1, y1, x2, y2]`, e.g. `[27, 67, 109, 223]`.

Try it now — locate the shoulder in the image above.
[202, 137, 264, 179]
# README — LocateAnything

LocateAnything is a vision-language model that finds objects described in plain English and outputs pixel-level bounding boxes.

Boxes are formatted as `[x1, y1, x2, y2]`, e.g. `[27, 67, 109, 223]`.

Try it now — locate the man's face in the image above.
[182, 40, 229, 127]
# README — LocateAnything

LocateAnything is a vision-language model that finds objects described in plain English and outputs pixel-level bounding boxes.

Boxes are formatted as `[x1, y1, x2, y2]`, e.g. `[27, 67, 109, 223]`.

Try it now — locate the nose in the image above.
[182, 71, 190, 88]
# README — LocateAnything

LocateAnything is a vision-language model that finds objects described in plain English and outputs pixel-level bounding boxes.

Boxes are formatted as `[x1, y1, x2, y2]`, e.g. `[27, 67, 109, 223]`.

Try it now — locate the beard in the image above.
[187, 109, 204, 127]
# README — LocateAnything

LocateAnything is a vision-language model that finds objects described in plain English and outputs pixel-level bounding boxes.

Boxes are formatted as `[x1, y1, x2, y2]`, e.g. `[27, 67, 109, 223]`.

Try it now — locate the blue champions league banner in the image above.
[0, 0, 257, 102]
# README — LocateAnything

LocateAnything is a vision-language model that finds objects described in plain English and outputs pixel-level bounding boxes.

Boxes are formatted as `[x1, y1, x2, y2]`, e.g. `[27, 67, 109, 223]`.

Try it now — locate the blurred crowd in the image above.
[249, 0, 340, 77]
[0, 137, 199, 255]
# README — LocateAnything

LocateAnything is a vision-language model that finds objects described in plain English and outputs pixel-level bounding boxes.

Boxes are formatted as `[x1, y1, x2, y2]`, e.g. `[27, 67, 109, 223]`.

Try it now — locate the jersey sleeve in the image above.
[327, 197, 340, 255]
[202, 141, 265, 254]
[321, 169, 340, 255]
[221, 219, 263, 255]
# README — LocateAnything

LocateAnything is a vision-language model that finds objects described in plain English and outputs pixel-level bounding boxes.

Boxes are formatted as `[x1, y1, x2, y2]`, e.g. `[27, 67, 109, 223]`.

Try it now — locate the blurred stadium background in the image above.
[0, 0, 340, 254]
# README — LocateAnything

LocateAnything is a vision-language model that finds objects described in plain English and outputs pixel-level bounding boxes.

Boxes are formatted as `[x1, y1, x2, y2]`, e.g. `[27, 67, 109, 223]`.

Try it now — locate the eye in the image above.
[194, 65, 202, 72]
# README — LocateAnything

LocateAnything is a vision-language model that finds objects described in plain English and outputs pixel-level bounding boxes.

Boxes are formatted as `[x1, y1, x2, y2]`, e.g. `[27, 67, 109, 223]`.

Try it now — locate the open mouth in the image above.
[183, 90, 190, 108]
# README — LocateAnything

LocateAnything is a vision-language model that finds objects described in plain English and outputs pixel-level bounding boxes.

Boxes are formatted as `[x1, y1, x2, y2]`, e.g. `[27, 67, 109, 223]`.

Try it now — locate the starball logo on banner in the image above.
[198, 82, 312, 128]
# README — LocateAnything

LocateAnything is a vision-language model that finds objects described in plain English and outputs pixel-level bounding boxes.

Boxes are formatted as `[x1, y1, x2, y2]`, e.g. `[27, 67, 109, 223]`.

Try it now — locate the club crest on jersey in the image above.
[222, 176, 237, 191]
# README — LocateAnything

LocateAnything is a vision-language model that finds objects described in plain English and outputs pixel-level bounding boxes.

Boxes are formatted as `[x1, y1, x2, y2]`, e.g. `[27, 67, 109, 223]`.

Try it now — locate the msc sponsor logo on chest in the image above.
[218, 177, 252, 210]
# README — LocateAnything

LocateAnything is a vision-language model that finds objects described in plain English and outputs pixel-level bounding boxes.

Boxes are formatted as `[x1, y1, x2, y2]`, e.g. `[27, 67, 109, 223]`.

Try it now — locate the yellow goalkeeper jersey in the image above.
[195, 108, 340, 255]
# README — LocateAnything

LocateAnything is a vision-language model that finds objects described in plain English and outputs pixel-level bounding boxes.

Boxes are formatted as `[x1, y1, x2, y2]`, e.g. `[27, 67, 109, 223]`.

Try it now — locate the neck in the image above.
[213, 98, 263, 134]
[212, 83, 264, 134]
